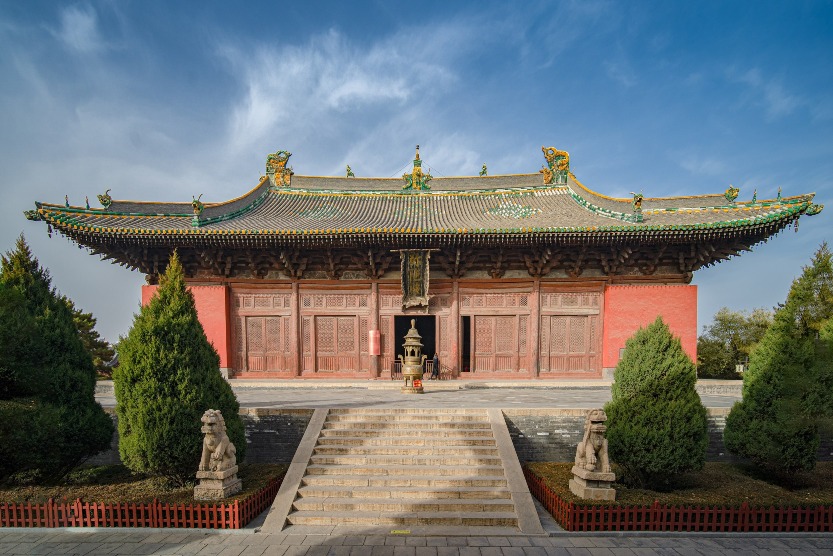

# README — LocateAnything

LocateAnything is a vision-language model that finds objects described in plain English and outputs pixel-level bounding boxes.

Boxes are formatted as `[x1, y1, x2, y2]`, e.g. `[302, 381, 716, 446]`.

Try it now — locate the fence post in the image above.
[651, 501, 660, 532]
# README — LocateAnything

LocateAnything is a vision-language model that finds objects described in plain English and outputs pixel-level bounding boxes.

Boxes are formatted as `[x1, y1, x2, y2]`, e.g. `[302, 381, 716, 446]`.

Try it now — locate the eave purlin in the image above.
[48, 214, 796, 271]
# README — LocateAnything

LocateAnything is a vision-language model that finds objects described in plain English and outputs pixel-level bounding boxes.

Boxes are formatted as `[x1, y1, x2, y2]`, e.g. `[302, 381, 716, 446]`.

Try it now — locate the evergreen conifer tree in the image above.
[0, 235, 113, 482]
[724, 244, 833, 476]
[63, 297, 115, 377]
[604, 317, 709, 488]
[114, 252, 244, 485]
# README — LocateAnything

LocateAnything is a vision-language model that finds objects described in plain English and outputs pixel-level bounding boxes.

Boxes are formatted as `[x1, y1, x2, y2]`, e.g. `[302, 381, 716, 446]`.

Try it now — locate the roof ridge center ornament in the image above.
[402, 145, 432, 191]
[266, 150, 293, 187]
[540, 146, 569, 185]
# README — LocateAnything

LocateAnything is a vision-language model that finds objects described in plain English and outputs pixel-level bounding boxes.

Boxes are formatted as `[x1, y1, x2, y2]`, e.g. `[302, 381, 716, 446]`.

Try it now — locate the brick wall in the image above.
[504, 408, 767, 464]
[86, 407, 832, 468]
[242, 409, 314, 463]
[87, 408, 314, 466]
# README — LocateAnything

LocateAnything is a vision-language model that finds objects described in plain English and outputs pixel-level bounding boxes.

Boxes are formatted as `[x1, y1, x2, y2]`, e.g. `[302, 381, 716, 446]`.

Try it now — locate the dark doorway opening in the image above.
[461, 315, 471, 373]
[394, 315, 436, 362]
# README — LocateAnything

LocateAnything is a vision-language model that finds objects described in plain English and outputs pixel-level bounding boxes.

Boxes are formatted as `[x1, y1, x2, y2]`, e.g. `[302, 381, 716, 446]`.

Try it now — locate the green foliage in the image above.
[781, 242, 833, 336]
[0, 236, 113, 483]
[604, 317, 709, 488]
[723, 315, 819, 476]
[0, 283, 44, 399]
[114, 252, 244, 485]
[63, 297, 115, 378]
[697, 308, 772, 379]
[724, 243, 833, 477]
[0, 399, 64, 483]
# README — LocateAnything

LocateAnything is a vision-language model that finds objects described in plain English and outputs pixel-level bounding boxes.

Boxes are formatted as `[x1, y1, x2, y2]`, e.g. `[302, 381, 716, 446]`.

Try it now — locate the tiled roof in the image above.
[29, 172, 822, 241]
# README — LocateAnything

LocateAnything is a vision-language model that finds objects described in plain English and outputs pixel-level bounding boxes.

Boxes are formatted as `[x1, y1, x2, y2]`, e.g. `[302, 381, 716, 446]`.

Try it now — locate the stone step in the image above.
[292, 497, 516, 513]
[315, 436, 497, 447]
[325, 413, 490, 423]
[285, 511, 518, 527]
[300, 476, 509, 488]
[296, 485, 512, 500]
[313, 446, 499, 456]
[309, 454, 503, 466]
[322, 421, 492, 430]
[328, 408, 488, 415]
[318, 428, 494, 438]
[304, 464, 506, 477]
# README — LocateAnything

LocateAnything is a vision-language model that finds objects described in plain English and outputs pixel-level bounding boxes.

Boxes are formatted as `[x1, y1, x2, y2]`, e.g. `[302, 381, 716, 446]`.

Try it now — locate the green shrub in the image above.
[0, 236, 113, 483]
[604, 317, 709, 488]
[0, 283, 44, 399]
[697, 308, 772, 379]
[724, 244, 833, 477]
[114, 252, 244, 486]
[723, 316, 819, 476]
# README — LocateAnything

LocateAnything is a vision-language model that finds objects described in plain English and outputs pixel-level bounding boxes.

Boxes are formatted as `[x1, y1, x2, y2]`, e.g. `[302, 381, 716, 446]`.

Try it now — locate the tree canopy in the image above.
[605, 317, 709, 488]
[114, 251, 244, 485]
[724, 243, 833, 477]
[697, 308, 772, 379]
[0, 235, 113, 483]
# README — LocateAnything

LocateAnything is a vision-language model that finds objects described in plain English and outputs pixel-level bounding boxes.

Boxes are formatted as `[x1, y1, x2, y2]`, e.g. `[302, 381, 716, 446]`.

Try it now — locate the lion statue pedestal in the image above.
[568, 408, 616, 501]
[194, 409, 242, 500]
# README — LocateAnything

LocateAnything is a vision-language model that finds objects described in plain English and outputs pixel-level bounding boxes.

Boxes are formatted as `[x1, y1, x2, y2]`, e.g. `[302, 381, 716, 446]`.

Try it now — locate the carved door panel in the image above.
[438, 315, 451, 372]
[315, 316, 359, 372]
[244, 316, 287, 372]
[473, 315, 518, 372]
[543, 314, 599, 373]
[380, 315, 393, 371]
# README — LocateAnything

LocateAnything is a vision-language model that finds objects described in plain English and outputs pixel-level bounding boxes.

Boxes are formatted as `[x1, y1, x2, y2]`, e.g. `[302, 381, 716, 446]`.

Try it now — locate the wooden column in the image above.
[290, 280, 301, 377]
[450, 279, 460, 376]
[529, 278, 541, 378]
[369, 280, 379, 378]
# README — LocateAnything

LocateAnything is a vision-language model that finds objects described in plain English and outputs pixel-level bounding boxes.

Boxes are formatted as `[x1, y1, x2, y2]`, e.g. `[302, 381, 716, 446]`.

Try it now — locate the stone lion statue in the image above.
[199, 409, 237, 472]
[574, 408, 611, 473]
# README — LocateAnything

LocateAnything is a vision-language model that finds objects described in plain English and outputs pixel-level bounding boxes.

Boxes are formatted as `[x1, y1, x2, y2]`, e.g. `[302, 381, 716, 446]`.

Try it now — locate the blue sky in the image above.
[1, 1, 831, 343]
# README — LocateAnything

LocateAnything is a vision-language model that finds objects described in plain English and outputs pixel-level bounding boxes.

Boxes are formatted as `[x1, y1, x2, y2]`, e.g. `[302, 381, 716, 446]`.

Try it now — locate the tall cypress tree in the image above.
[0, 235, 113, 482]
[115, 252, 244, 485]
[604, 317, 709, 488]
[63, 297, 115, 377]
[724, 244, 833, 476]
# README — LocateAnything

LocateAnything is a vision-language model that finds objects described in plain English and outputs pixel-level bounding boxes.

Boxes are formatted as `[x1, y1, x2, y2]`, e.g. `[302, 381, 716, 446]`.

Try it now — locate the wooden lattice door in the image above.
[542, 314, 600, 373]
[315, 316, 359, 372]
[243, 316, 289, 372]
[473, 315, 518, 372]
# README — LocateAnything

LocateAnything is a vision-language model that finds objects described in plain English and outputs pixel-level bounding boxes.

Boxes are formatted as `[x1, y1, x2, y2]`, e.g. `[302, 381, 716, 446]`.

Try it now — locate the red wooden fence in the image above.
[523, 466, 833, 532]
[0, 473, 283, 529]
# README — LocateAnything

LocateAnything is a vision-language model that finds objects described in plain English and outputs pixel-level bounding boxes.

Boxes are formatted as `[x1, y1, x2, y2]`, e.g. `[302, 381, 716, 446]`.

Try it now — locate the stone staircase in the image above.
[285, 408, 520, 528]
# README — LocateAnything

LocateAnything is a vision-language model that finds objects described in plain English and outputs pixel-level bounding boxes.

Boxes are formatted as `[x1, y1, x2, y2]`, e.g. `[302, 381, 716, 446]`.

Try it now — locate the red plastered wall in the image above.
[141, 284, 231, 369]
[602, 284, 697, 368]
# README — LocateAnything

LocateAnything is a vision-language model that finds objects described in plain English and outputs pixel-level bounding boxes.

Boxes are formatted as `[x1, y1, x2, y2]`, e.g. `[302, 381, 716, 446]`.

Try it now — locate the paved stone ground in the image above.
[54, 381, 805, 553]
[1, 529, 832, 555]
[94, 382, 740, 409]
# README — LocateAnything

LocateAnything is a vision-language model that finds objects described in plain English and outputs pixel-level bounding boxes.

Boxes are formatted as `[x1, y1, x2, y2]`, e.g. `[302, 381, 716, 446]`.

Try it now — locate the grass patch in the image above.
[0, 463, 288, 505]
[527, 462, 833, 507]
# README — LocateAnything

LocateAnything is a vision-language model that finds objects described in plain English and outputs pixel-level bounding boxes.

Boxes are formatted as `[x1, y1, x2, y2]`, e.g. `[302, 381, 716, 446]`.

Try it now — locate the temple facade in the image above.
[27, 147, 823, 379]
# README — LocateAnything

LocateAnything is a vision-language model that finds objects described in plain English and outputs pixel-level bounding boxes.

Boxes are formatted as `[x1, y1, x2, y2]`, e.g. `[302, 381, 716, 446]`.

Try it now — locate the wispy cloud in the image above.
[52, 4, 103, 54]
[676, 152, 728, 177]
[729, 67, 801, 120]
[604, 59, 637, 88]
[218, 26, 468, 164]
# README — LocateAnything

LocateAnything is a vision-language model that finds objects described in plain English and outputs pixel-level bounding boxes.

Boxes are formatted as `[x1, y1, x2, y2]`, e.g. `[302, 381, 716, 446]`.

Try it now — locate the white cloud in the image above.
[604, 59, 637, 88]
[677, 153, 728, 177]
[53, 4, 103, 54]
[219, 27, 464, 162]
[730, 67, 802, 120]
